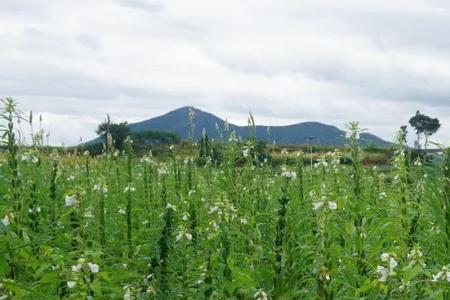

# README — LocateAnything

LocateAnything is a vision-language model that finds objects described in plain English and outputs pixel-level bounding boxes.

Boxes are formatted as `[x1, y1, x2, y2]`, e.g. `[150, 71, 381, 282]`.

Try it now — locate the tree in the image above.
[423, 118, 441, 149]
[96, 118, 130, 151]
[408, 111, 441, 149]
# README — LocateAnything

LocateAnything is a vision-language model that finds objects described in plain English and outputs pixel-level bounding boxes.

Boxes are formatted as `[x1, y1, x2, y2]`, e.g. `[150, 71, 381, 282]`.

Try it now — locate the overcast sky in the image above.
[1, 0, 450, 146]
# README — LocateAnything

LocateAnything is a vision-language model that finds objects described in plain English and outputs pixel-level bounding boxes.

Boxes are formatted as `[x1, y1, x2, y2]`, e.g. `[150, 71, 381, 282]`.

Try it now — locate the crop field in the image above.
[1, 106, 450, 299]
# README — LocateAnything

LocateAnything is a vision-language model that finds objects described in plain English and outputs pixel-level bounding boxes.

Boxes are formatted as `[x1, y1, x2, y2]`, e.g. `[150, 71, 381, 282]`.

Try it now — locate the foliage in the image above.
[96, 119, 130, 151]
[1, 100, 450, 299]
[409, 110, 441, 149]
[132, 130, 180, 145]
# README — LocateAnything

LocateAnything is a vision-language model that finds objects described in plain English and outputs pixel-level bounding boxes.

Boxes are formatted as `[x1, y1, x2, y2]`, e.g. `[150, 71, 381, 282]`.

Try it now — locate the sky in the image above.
[1, 0, 450, 146]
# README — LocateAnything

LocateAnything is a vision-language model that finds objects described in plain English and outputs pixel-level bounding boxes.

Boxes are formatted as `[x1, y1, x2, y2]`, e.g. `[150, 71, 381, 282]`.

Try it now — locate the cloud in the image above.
[0, 0, 449, 146]
[114, 0, 165, 13]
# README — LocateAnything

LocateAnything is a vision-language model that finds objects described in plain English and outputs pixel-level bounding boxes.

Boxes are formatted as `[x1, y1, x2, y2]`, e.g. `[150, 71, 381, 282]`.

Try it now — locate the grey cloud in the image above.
[0, 1, 45, 16]
[77, 34, 101, 50]
[0, 69, 145, 101]
[1, 0, 450, 145]
[114, 0, 164, 13]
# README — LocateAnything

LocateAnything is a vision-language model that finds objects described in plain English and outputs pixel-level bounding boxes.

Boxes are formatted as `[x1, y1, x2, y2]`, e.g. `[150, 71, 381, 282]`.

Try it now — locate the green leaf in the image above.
[402, 265, 422, 282]
[355, 278, 376, 296]
[3, 280, 59, 300]
[0, 255, 9, 277]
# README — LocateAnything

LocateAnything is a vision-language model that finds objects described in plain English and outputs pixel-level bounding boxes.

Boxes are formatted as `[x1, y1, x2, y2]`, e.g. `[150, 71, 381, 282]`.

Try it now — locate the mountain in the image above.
[128, 106, 391, 147]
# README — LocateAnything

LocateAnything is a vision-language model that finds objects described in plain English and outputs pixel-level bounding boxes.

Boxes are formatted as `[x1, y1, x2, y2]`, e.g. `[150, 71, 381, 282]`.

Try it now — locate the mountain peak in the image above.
[127, 107, 390, 147]
[169, 106, 204, 114]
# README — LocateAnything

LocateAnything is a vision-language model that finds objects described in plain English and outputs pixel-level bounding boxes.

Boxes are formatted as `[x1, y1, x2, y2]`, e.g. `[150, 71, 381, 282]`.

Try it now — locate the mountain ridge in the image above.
[128, 106, 391, 147]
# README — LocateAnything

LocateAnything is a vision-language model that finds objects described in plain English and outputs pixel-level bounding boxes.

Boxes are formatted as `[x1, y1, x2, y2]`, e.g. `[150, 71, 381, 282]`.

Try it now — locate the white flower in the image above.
[242, 146, 250, 158]
[123, 285, 132, 300]
[407, 248, 425, 266]
[281, 166, 297, 179]
[124, 291, 132, 300]
[124, 185, 136, 193]
[381, 253, 390, 262]
[166, 203, 176, 211]
[376, 265, 389, 283]
[142, 220, 149, 225]
[389, 257, 398, 272]
[313, 201, 337, 211]
[67, 281, 77, 289]
[240, 218, 248, 225]
[254, 288, 268, 300]
[313, 201, 324, 210]
[318, 266, 331, 281]
[378, 252, 398, 281]
[432, 267, 450, 283]
[67, 175, 75, 181]
[88, 263, 99, 273]
[432, 271, 444, 282]
[21, 153, 39, 164]
[209, 206, 220, 214]
[176, 231, 192, 242]
[84, 209, 94, 219]
[182, 213, 189, 221]
[1, 215, 10, 227]
[327, 201, 337, 210]
[118, 206, 126, 215]
[141, 156, 153, 164]
[71, 264, 82, 272]
[158, 166, 168, 176]
[65, 195, 78, 207]
[94, 183, 108, 193]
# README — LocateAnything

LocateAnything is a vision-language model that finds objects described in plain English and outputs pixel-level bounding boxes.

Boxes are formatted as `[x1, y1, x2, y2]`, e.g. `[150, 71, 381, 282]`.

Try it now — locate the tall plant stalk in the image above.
[124, 137, 134, 257]
[346, 122, 367, 282]
[1, 98, 22, 230]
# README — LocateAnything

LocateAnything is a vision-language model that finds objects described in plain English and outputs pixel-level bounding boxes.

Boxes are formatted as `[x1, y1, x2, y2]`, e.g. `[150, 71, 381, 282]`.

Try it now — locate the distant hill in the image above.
[128, 106, 391, 147]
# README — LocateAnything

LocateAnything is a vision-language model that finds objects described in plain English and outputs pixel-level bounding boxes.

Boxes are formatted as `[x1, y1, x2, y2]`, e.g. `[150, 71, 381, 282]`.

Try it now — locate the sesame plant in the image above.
[1, 100, 450, 299]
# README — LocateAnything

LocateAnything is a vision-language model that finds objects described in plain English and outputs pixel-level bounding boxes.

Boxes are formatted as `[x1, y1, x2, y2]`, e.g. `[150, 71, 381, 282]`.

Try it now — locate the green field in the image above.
[1, 108, 450, 299]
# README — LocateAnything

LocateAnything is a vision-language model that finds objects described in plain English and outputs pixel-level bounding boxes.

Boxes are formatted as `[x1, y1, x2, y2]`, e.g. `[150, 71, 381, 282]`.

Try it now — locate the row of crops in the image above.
[0, 99, 450, 299]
